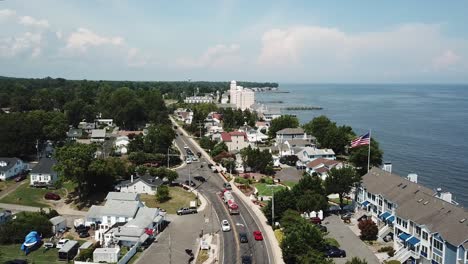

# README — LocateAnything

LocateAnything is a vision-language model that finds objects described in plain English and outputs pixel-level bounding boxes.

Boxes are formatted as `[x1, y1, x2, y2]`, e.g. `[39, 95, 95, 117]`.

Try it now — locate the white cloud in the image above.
[0, 32, 42, 58]
[19, 16, 49, 28]
[65, 28, 124, 52]
[432, 50, 460, 70]
[176, 44, 242, 68]
[127, 47, 150, 67]
[257, 23, 468, 79]
[0, 9, 16, 21]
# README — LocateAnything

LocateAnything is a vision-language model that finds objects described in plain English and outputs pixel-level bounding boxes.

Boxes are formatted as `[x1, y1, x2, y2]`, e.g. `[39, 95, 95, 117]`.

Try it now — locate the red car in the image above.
[44, 192, 61, 200]
[310, 217, 322, 225]
[15, 175, 26, 182]
[253, 231, 263, 241]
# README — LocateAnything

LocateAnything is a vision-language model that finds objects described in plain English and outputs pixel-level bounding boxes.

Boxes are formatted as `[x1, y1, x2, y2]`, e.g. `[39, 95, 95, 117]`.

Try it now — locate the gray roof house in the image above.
[91, 129, 106, 142]
[0, 157, 27, 180]
[30, 158, 58, 187]
[66, 128, 83, 141]
[115, 174, 164, 195]
[105, 192, 139, 201]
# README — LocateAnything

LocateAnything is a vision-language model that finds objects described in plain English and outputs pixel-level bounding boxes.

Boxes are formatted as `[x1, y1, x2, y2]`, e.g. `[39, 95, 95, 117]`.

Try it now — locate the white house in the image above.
[221, 131, 250, 152]
[30, 158, 58, 187]
[174, 109, 194, 124]
[276, 128, 314, 142]
[296, 147, 335, 166]
[305, 158, 344, 180]
[116, 174, 163, 195]
[114, 136, 130, 155]
[0, 157, 27, 180]
[244, 128, 268, 143]
[95, 118, 114, 127]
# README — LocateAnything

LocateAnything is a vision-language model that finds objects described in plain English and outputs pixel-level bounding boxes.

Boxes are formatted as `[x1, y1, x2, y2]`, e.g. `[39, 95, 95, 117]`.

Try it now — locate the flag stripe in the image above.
[351, 132, 370, 148]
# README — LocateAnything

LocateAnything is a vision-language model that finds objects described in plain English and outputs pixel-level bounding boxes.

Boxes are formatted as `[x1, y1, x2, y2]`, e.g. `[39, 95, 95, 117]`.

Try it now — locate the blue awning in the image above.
[398, 232, 411, 241]
[361, 201, 370, 207]
[387, 216, 395, 223]
[407, 236, 421, 246]
[380, 211, 391, 220]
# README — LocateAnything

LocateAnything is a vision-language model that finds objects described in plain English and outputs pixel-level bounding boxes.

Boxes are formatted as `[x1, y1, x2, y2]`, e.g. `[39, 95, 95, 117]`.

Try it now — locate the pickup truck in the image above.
[177, 207, 198, 215]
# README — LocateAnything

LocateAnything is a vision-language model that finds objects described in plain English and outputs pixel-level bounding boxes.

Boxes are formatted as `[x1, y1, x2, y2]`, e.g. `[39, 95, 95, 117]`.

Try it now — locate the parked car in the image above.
[44, 192, 61, 200]
[241, 255, 252, 264]
[79, 232, 90, 238]
[177, 207, 197, 215]
[341, 212, 353, 220]
[15, 174, 26, 182]
[324, 245, 346, 258]
[43, 242, 54, 248]
[253, 230, 263, 241]
[196, 152, 201, 158]
[223, 182, 232, 190]
[56, 239, 69, 249]
[185, 180, 196, 187]
[75, 224, 89, 233]
[315, 224, 328, 233]
[221, 220, 231, 232]
[4, 260, 28, 264]
[186, 157, 192, 164]
[194, 176, 206, 182]
[310, 217, 322, 225]
[239, 232, 248, 243]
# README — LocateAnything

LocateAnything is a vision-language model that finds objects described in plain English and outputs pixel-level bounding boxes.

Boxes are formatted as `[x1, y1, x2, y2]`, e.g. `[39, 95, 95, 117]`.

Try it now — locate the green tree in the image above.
[144, 124, 176, 154]
[269, 115, 299, 138]
[324, 167, 360, 209]
[55, 143, 97, 197]
[0, 212, 53, 244]
[349, 138, 383, 175]
[263, 189, 296, 224]
[211, 142, 228, 157]
[199, 136, 217, 151]
[156, 185, 170, 202]
[296, 191, 328, 213]
[346, 257, 369, 264]
[302, 115, 333, 144]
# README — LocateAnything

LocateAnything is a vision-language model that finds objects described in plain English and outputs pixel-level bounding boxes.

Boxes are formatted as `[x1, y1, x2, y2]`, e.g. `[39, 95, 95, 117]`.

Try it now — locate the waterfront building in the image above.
[229, 80, 255, 110]
[357, 167, 468, 264]
[184, 95, 213, 104]
[296, 147, 336, 166]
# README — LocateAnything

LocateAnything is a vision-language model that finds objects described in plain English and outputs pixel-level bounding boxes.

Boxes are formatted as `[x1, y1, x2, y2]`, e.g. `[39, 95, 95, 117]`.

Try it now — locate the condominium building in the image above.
[229, 80, 255, 110]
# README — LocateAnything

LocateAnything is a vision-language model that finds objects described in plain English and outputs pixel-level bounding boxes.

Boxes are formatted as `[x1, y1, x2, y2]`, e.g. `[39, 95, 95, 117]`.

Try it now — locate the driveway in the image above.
[274, 167, 303, 183]
[323, 215, 379, 264]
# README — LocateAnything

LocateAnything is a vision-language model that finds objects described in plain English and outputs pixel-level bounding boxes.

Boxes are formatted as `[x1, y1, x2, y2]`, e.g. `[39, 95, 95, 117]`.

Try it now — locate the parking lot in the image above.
[323, 215, 380, 264]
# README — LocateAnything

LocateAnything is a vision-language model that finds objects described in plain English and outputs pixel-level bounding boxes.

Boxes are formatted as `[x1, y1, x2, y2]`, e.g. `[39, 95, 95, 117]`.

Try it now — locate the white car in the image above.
[56, 239, 69, 249]
[186, 157, 192, 164]
[221, 219, 231, 232]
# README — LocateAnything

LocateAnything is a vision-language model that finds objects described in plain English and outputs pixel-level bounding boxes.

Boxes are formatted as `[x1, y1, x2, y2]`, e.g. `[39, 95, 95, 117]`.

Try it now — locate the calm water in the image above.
[257, 84, 468, 207]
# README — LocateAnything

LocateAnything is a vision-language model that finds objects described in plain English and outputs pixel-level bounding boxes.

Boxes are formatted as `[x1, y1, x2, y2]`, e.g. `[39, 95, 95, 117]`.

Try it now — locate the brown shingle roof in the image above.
[362, 167, 468, 246]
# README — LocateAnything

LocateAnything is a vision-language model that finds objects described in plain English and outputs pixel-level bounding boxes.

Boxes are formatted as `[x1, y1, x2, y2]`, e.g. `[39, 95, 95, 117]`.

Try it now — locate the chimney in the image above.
[131, 174, 134, 183]
[407, 173, 418, 183]
[382, 162, 392, 173]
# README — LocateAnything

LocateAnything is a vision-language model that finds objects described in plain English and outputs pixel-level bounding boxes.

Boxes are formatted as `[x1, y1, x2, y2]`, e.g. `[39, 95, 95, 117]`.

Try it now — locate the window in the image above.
[415, 226, 421, 236]
[387, 202, 393, 210]
[433, 239, 443, 251]
[367, 193, 371, 199]
[402, 220, 408, 229]
[422, 231, 428, 241]
[378, 199, 383, 206]
[421, 245, 428, 257]
[372, 194, 376, 201]
[397, 217, 402, 225]
[432, 253, 443, 264]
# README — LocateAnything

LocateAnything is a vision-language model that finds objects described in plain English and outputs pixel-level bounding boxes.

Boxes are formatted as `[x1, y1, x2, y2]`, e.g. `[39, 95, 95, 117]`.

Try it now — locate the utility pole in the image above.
[267, 185, 276, 229]
[167, 147, 170, 168]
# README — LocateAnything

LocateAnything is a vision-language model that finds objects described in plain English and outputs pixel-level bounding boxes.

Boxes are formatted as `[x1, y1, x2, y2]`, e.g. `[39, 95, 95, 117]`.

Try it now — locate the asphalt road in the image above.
[174, 129, 271, 264]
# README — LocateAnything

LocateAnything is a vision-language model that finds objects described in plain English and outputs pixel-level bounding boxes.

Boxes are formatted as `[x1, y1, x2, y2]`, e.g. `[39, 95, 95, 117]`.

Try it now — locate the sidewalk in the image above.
[194, 233, 220, 264]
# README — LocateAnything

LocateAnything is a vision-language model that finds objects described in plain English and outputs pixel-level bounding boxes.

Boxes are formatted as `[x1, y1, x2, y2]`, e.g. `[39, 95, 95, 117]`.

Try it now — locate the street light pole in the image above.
[266, 184, 276, 229]
[167, 147, 170, 168]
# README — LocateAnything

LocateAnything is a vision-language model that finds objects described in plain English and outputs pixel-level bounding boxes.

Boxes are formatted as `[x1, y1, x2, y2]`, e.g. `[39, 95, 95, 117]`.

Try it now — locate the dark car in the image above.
[15, 174, 26, 182]
[75, 224, 89, 233]
[241, 255, 252, 264]
[315, 224, 328, 233]
[196, 152, 201, 158]
[194, 176, 206, 182]
[44, 192, 61, 200]
[185, 180, 196, 187]
[239, 232, 248, 243]
[223, 182, 232, 190]
[324, 245, 346, 258]
[4, 260, 28, 264]
[79, 232, 90, 238]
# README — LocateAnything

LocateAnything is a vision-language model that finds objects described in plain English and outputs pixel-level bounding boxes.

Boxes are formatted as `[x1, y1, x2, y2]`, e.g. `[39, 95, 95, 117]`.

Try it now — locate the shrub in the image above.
[346, 257, 368, 264]
[156, 185, 170, 202]
[325, 238, 340, 247]
[358, 219, 378, 241]
[384, 261, 401, 264]
[0, 212, 53, 244]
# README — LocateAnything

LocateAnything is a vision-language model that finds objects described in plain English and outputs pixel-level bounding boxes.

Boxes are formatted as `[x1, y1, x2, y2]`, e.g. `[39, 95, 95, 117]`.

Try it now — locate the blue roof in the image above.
[361, 201, 370, 206]
[387, 216, 395, 223]
[407, 236, 421, 246]
[380, 211, 391, 219]
[398, 232, 411, 241]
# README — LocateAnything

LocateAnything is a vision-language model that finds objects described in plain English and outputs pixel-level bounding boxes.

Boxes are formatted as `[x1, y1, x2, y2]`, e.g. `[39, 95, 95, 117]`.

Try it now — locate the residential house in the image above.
[221, 131, 250, 152]
[261, 108, 282, 122]
[66, 128, 83, 141]
[115, 174, 163, 195]
[95, 118, 114, 127]
[0, 157, 27, 180]
[78, 121, 96, 134]
[305, 158, 344, 180]
[30, 158, 58, 187]
[174, 108, 194, 124]
[296, 147, 335, 167]
[91, 129, 106, 142]
[115, 136, 130, 155]
[275, 128, 314, 142]
[184, 96, 213, 104]
[357, 167, 468, 264]
[246, 129, 268, 143]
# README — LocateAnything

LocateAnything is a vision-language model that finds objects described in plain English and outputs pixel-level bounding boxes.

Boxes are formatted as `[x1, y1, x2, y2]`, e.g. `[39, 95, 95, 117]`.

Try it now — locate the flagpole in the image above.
[367, 129, 371, 173]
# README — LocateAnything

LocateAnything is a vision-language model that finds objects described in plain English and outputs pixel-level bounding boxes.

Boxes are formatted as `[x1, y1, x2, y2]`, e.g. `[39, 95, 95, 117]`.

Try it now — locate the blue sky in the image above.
[1, 0, 468, 83]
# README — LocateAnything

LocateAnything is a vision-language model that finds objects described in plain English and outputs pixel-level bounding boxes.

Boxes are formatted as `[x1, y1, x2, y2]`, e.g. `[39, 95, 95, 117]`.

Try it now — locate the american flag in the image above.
[351, 132, 370, 148]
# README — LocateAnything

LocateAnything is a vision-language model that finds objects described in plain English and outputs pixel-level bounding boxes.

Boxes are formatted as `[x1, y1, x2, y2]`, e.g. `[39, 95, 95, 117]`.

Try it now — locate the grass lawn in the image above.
[254, 183, 286, 196]
[0, 180, 16, 192]
[0, 183, 65, 208]
[282, 181, 297, 189]
[140, 187, 199, 214]
[329, 197, 352, 205]
[0, 244, 62, 264]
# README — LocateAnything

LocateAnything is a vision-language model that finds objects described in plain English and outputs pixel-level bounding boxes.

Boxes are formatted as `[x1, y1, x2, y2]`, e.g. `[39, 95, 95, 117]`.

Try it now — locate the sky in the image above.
[1, 0, 468, 83]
